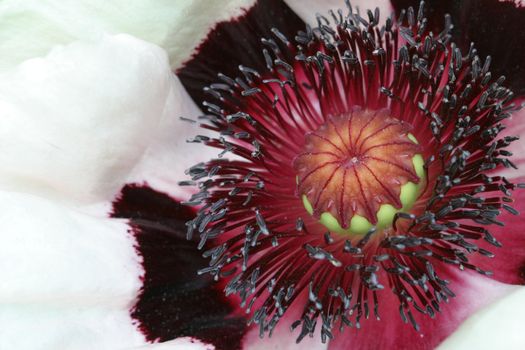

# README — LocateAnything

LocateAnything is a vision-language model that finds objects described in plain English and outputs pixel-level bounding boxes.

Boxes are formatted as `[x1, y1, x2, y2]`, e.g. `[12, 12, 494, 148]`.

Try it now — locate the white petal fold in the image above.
[0, 190, 144, 349]
[129, 337, 211, 350]
[285, 0, 392, 26]
[126, 74, 219, 200]
[0, 34, 173, 204]
[1, 306, 143, 350]
[0, 0, 256, 71]
[0, 190, 141, 304]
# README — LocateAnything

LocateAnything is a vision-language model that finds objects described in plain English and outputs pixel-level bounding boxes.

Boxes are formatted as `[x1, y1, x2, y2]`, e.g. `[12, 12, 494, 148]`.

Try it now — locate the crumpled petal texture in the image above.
[0, 34, 172, 204]
[0, 33, 195, 349]
[0, 0, 255, 71]
[0, 191, 143, 349]
[0, 191, 141, 302]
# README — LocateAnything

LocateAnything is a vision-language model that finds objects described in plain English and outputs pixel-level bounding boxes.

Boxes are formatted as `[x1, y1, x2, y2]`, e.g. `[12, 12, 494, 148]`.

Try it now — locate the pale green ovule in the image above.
[301, 133, 425, 236]
[319, 211, 373, 235]
[407, 133, 419, 144]
[302, 194, 313, 215]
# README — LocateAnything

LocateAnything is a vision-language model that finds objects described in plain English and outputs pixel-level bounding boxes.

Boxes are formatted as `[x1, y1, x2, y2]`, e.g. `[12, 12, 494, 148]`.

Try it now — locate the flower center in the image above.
[294, 109, 425, 235]
[181, 1, 523, 342]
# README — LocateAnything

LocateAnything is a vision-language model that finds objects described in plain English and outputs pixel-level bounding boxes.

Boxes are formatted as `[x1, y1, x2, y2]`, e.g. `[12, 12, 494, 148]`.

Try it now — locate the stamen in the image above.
[182, 0, 522, 343]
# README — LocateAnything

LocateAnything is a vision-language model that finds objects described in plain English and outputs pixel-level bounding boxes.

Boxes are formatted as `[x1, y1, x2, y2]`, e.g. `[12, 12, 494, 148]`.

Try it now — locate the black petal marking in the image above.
[111, 184, 247, 350]
[177, 0, 305, 105]
[391, 0, 525, 94]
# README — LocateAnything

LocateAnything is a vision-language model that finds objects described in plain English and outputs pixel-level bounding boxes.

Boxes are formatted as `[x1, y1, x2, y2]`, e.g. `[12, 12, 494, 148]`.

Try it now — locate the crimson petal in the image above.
[168, 1, 525, 348]
[327, 269, 516, 350]
[467, 176, 525, 285]
[111, 184, 247, 350]
[391, 0, 525, 95]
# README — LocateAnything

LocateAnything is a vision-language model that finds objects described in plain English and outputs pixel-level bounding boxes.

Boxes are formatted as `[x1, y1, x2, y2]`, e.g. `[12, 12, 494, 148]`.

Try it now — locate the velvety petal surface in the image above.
[177, 0, 305, 105]
[390, 0, 525, 94]
[112, 185, 248, 350]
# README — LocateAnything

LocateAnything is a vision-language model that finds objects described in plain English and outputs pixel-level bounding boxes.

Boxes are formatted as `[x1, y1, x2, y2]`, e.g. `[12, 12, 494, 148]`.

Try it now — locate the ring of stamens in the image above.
[294, 109, 424, 235]
[181, 1, 523, 342]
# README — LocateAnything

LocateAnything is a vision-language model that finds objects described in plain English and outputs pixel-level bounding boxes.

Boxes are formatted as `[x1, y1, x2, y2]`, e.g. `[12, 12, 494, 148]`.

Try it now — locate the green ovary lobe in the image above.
[303, 151, 425, 235]
[294, 110, 425, 236]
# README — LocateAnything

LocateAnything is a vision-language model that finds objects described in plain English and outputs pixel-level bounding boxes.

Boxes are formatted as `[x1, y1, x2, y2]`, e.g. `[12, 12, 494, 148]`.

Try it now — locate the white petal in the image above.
[126, 74, 219, 199]
[0, 306, 143, 350]
[0, 34, 173, 204]
[0, 0, 256, 71]
[285, 0, 392, 25]
[0, 190, 144, 349]
[244, 330, 328, 350]
[0, 190, 141, 303]
[438, 286, 525, 350]
[130, 338, 211, 350]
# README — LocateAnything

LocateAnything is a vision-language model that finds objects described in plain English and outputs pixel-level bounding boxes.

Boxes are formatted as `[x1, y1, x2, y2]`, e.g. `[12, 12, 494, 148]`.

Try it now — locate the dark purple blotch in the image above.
[391, 0, 525, 95]
[177, 0, 306, 105]
[112, 184, 246, 350]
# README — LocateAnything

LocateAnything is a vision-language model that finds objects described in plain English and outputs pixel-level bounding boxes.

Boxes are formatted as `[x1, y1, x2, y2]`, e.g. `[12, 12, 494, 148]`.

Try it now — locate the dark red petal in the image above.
[326, 269, 515, 350]
[176, 0, 305, 105]
[391, 0, 525, 95]
[467, 177, 525, 285]
[111, 184, 247, 350]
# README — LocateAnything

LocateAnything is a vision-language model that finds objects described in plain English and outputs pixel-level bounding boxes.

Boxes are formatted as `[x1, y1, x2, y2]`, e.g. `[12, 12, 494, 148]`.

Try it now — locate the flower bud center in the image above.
[293, 109, 425, 235]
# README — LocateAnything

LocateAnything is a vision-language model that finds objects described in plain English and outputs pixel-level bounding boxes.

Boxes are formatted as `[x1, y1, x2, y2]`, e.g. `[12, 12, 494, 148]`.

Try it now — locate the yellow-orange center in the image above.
[293, 109, 423, 233]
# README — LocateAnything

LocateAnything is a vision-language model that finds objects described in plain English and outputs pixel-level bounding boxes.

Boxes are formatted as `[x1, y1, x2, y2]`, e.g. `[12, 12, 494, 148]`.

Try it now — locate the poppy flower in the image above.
[2, 1, 525, 350]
